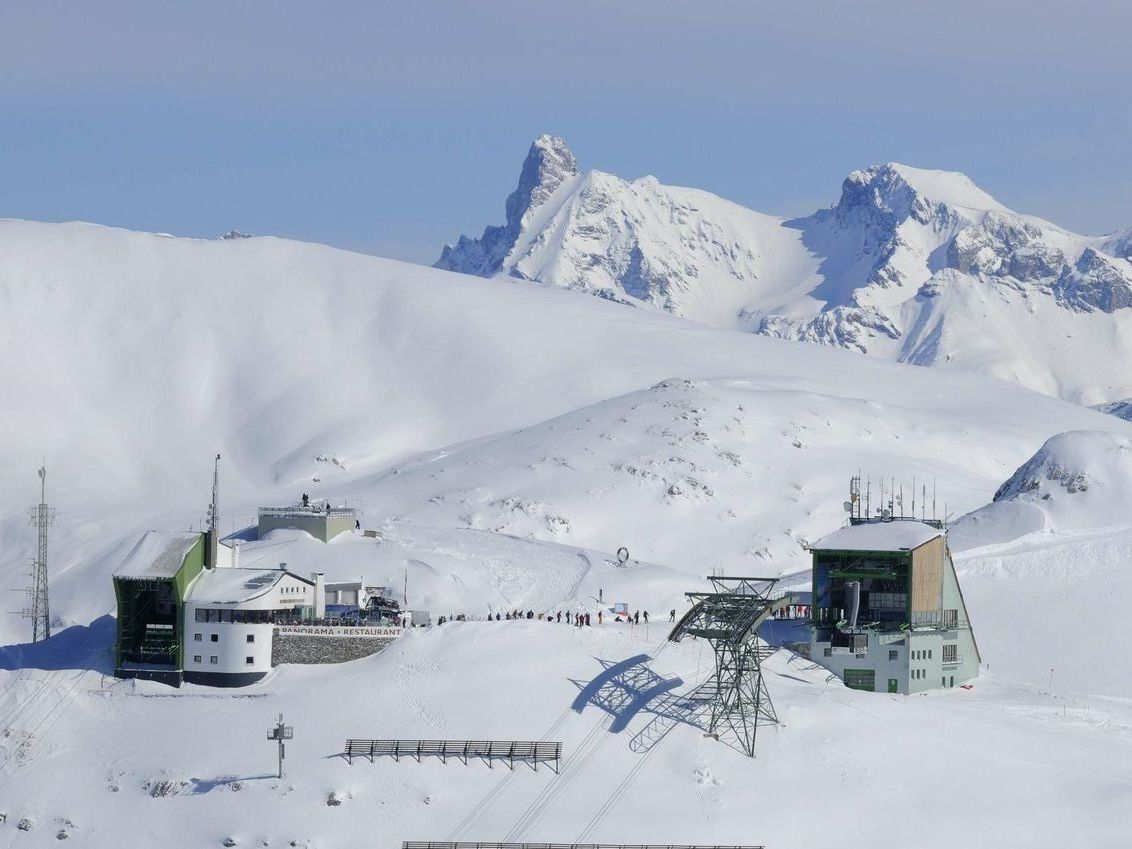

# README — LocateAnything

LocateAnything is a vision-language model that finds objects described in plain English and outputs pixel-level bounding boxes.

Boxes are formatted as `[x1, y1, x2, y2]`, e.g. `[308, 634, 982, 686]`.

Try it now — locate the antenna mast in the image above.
[23, 466, 56, 642]
[209, 454, 221, 536]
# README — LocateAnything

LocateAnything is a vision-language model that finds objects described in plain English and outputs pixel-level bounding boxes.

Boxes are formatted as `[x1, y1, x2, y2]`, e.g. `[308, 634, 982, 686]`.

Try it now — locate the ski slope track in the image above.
[1, 219, 1130, 847]
[440, 136, 1132, 406]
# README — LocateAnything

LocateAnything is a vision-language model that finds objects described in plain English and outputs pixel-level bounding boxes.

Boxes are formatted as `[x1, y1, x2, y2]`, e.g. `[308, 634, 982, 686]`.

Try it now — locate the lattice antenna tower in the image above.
[208, 453, 221, 536]
[23, 466, 57, 642]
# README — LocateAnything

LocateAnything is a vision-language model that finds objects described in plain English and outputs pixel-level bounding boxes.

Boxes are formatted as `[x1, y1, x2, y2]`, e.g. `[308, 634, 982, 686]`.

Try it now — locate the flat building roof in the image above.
[811, 520, 942, 553]
[114, 531, 201, 579]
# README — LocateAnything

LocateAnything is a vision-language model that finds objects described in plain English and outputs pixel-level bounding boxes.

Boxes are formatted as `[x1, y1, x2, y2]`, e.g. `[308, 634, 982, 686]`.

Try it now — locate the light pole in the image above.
[266, 714, 293, 779]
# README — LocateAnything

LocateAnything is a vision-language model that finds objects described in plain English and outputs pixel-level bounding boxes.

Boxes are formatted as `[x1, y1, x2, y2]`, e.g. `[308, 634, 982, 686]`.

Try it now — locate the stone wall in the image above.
[271, 632, 396, 666]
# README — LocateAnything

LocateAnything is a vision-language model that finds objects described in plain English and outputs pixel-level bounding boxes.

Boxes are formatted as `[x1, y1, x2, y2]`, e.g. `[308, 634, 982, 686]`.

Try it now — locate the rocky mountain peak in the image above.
[833, 162, 1004, 230]
[504, 135, 578, 230]
[435, 135, 579, 277]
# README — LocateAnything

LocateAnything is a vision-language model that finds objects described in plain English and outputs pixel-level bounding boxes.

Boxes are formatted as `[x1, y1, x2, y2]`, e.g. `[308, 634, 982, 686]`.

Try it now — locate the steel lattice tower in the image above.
[24, 466, 56, 642]
[668, 576, 780, 757]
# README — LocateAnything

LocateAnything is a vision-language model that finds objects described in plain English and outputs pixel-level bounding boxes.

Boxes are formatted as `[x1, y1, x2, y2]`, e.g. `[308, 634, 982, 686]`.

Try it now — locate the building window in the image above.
[943, 609, 958, 628]
[942, 644, 958, 663]
[928, 649, 932, 659]
[823, 647, 832, 657]
[888, 650, 898, 661]
[246, 634, 255, 643]
[193, 655, 201, 663]
[194, 633, 202, 642]
[195, 609, 207, 622]
[843, 669, 876, 691]
[210, 656, 218, 664]
[211, 633, 219, 642]
[246, 656, 254, 665]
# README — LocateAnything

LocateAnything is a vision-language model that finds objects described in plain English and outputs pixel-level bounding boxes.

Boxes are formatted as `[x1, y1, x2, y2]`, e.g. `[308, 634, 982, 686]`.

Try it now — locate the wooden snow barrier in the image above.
[403, 844, 766, 849]
[343, 739, 562, 772]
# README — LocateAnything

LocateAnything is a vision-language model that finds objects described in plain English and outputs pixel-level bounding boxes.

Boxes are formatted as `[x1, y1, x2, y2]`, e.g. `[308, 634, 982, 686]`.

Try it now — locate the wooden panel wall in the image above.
[910, 536, 944, 613]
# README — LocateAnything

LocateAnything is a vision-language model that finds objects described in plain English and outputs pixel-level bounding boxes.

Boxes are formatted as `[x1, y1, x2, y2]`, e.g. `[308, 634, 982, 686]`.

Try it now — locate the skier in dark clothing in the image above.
[643, 610, 649, 623]
[633, 610, 640, 625]
[669, 609, 676, 622]
[585, 613, 591, 626]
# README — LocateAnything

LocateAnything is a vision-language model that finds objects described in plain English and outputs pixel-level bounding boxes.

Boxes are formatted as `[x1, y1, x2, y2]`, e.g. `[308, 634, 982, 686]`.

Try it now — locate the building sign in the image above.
[275, 624, 404, 639]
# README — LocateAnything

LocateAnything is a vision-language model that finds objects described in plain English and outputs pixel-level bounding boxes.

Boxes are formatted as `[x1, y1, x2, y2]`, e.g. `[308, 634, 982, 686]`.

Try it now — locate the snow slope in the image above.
[2, 220, 1131, 847]
[1, 219, 1127, 644]
[948, 431, 1132, 696]
[2, 604, 1130, 848]
[438, 137, 1132, 404]
[951, 430, 1132, 547]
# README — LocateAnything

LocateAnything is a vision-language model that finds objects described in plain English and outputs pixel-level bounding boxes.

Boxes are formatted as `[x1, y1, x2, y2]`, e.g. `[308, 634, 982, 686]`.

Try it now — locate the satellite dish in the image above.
[616, 547, 630, 565]
[843, 501, 854, 513]
[880, 508, 892, 520]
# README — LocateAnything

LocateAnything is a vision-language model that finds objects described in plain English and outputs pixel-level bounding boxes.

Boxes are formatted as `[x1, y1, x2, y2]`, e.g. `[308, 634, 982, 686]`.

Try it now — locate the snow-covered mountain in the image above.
[3, 220, 1132, 847]
[438, 136, 1132, 405]
[4, 218, 1127, 643]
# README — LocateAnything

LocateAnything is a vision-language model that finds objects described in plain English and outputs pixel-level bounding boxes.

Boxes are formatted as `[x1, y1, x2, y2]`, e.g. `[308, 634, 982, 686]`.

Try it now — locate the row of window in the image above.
[912, 645, 960, 663]
[195, 607, 283, 623]
[825, 645, 959, 666]
[192, 655, 256, 665]
[193, 632, 255, 643]
[869, 592, 907, 610]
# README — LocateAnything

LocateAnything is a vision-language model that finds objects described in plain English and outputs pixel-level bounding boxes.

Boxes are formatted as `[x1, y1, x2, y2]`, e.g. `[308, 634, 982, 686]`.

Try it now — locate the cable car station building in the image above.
[113, 529, 323, 687]
[809, 519, 980, 694]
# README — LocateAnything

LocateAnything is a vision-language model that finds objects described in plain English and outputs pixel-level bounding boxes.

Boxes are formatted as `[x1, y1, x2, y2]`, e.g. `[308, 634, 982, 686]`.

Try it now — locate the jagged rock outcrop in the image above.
[1054, 248, 1132, 313]
[435, 134, 578, 277]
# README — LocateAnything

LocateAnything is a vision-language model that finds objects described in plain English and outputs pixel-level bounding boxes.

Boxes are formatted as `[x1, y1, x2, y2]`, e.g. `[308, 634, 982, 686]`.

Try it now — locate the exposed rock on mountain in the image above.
[438, 138, 1132, 405]
[435, 134, 578, 277]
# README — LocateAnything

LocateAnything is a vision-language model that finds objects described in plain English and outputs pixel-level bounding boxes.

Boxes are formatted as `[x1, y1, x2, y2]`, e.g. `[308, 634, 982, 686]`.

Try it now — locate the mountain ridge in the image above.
[437, 137, 1132, 405]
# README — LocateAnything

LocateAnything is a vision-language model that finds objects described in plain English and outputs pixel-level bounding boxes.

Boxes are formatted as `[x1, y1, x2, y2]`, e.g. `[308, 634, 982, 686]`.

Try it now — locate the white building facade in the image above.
[183, 567, 317, 686]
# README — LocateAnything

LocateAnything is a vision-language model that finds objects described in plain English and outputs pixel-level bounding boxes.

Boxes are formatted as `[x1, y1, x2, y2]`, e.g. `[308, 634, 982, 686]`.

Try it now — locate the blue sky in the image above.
[1, 1, 1129, 263]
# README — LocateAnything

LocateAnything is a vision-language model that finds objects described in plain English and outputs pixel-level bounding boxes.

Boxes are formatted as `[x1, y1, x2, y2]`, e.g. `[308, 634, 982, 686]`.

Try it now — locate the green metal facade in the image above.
[171, 536, 205, 667]
[114, 535, 205, 675]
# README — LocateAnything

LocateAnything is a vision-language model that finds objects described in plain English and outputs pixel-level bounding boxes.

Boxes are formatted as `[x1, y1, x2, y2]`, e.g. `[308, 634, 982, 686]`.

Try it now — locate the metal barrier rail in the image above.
[258, 506, 356, 518]
[344, 739, 561, 772]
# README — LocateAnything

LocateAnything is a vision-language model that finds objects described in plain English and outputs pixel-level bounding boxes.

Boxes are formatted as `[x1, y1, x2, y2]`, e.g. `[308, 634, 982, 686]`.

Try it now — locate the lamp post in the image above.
[266, 714, 293, 779]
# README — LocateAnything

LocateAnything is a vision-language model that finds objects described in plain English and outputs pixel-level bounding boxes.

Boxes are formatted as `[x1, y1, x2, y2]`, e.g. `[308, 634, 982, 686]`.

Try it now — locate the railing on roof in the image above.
[258, 505, 356, 519]
[910, 610, 967, 630]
